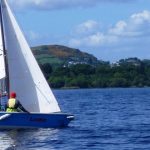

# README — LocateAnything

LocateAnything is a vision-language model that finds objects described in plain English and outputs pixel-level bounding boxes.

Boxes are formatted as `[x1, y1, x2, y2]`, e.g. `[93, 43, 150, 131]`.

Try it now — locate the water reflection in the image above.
[0, 129, 59, 150]
[0, 131, 13, 150]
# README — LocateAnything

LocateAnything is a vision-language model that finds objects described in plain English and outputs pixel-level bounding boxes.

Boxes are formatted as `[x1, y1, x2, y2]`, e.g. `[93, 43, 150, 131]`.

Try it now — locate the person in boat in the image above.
[0, 91, 8, 111]
[6, 92, 28, 112]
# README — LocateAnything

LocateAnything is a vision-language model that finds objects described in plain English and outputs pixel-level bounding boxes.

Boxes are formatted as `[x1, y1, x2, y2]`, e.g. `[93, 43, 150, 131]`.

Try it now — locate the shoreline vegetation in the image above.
[39, 57, 150, 89]
[31, 45, 150, 89]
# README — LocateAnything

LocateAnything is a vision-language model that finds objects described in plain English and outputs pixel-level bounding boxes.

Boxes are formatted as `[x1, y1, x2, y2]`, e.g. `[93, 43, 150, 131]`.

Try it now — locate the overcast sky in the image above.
[8, 0, 150, 62]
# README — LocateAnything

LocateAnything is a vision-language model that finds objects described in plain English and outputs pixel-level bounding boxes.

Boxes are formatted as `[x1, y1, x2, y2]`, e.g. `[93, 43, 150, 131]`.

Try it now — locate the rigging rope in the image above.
[34, 83, 52, 105]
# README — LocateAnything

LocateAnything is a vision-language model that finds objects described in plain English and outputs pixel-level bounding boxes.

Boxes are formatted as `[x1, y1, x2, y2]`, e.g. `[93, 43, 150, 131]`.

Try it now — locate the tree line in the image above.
[40, 58, 150, 88]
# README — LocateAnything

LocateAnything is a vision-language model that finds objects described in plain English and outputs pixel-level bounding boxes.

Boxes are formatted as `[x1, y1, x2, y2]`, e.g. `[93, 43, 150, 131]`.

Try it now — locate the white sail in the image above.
[1, 0, 61, 113]
[0, 21, 6, 94]
[0, 23, 5, 80]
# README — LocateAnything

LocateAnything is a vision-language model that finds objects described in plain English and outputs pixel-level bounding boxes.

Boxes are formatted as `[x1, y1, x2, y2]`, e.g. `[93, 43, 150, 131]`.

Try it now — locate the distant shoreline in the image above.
[52, 86, 150, 90]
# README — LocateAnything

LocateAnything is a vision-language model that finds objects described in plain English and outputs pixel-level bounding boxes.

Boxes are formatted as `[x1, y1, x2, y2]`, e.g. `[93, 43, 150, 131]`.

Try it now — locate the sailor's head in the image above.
[10, 92, 16, 98]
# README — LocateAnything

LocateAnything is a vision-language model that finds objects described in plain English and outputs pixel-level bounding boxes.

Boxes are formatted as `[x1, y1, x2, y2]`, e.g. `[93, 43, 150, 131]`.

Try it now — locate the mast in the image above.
[0, 0, 10, 95]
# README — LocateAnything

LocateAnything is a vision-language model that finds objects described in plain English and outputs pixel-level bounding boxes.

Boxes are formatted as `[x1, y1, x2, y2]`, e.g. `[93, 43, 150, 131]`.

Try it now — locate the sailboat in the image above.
[0, 0, 74, 128]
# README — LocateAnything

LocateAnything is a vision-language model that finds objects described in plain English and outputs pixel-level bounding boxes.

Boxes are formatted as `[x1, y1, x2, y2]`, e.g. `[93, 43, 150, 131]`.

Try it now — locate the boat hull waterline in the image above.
[0, 112, 74, 128]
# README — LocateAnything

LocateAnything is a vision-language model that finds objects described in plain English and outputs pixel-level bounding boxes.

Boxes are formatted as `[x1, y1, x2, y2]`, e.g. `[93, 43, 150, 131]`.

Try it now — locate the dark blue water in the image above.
[1, 88, 150, 150]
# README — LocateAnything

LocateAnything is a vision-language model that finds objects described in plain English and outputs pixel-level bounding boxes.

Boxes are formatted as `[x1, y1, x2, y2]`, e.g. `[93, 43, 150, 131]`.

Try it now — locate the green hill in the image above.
[31, 45, 100, 68]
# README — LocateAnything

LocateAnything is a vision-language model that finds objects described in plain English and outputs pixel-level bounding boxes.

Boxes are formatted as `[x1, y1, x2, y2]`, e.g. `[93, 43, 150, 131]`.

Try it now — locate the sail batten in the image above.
[1, 0, 61, 113]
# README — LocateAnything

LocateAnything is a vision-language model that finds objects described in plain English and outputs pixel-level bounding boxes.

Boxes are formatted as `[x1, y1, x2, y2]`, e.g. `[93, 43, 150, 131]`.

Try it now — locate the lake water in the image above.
[1, 88, 150, 150]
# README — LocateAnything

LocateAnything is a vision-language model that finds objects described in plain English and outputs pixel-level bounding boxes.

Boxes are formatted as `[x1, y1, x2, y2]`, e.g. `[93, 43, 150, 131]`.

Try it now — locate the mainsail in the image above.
[0, 0, 61, 113]
[0, 24, 5, 80]
[0, 21, 6, 94]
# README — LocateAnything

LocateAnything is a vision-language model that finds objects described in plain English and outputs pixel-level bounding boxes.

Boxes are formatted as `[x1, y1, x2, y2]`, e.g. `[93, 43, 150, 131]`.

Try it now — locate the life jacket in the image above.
[7, 98, 17, 108]
[6, 98, 18, 112]
[6, 108, 17, 112]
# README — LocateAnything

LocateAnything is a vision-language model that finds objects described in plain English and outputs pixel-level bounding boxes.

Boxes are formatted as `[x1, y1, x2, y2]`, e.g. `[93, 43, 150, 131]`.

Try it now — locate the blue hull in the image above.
[0, 112, 74, 128]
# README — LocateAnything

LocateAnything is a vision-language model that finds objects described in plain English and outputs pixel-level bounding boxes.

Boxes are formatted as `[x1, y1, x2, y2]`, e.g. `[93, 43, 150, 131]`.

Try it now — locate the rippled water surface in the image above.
[1, 88, 150, 150]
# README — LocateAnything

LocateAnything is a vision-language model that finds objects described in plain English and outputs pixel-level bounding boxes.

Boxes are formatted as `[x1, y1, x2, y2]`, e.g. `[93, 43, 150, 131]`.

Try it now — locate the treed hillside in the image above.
[31, 45, 101, 68]
[31, 45, 150, 89]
